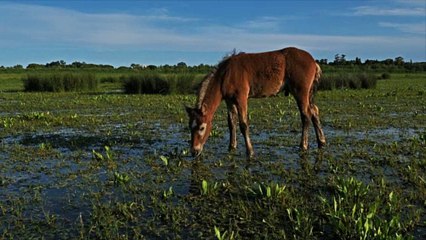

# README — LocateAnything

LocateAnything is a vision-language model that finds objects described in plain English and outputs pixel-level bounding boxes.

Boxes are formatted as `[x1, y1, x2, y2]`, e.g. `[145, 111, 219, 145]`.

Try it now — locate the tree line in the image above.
[0, 61, 212, 74]
[1, 55, 425, 73]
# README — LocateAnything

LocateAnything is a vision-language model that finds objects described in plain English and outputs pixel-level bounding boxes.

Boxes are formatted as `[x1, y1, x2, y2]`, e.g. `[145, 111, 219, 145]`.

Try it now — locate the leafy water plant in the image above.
[160, 155, 169, 166]
[201, 179, 219, 196]
[113, 171, 130, 185]
[1, 117, 15, 128]
[320, 177, 418, 240]
[214, 226, 236, 240]
[92, 146, 116, 170]
[247, 182, 287, 199]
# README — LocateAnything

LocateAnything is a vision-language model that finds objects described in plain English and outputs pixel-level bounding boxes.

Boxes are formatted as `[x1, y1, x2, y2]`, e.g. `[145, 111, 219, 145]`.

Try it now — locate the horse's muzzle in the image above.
[191, 145, 203, 157]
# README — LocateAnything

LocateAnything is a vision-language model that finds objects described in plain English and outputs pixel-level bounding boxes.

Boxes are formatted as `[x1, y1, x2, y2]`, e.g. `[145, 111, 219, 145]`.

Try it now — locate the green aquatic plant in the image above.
[320, 177, 418, 240]
[201, 179, 219, 196]
[214, 226, 235, 240]
[1, 117, 15, 128]
[160, 155, 169, 166]
[113, 171, 130, 185]
[247, 182, 287, 199]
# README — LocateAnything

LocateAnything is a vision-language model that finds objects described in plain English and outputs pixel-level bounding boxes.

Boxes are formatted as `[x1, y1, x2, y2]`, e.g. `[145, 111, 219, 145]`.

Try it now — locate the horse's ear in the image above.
[200, 103, 207, 116]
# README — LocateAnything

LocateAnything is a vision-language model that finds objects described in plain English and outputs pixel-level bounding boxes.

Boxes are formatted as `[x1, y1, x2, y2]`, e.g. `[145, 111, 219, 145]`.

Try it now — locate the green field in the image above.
[0, 72, 425, 239]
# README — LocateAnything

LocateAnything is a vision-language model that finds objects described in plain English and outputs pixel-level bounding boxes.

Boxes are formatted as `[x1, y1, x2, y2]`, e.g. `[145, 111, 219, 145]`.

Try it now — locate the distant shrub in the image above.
[122, 73, 201, 94]
[100, 76, 120, 83]
[380, 73, 391, 80]
[319, 72, 377, 91]
[167, 73, 202, 94]
[359, 73, 377, 89]
[23, 73, 98, 92]
[122, 73, 170, 94]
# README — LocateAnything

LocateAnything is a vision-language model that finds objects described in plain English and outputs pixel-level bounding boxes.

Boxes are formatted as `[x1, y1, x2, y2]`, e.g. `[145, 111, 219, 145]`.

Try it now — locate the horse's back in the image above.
[219, 47, 317, 98]
[221, 50, 286, 98]
[282, 47, 316, 71]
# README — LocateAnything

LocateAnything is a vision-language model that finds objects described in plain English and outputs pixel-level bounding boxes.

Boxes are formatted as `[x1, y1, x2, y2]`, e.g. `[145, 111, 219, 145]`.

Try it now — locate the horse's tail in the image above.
[314, 63, 321, 83]
[310, 63, 321, 105]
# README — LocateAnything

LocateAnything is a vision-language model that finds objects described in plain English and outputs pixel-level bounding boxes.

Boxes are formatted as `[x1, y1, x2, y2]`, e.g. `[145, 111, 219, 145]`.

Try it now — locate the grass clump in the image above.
[23, 72, 98, 92]
[167, 73, 201, 94]
[380, 72, 391, 80]
[122, 73, 169, 94]
[122, 72, 201, 94]
[319, 72, 377, 90]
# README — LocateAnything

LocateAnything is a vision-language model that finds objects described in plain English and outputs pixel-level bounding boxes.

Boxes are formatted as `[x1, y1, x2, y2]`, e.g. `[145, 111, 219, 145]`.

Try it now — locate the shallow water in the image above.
[0, 89, 425, 238]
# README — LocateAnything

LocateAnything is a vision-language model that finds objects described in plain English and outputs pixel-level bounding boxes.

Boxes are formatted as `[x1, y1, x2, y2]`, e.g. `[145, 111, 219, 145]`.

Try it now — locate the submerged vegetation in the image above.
[0, 61, 425, 239]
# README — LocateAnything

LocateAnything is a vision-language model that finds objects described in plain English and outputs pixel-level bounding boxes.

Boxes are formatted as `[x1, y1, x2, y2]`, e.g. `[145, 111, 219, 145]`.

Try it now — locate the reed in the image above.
[122, 72, 201, 94]
[319, 72, 377, 90]
[23, 72, 97, 92]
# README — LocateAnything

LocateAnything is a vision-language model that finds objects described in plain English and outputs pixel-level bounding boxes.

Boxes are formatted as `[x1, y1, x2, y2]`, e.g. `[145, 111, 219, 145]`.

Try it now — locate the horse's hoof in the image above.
[299, 144, 309, 152]
[246, 151, 255, 160]
[318, 141, 326, 149]
[228, 145, 237, 152]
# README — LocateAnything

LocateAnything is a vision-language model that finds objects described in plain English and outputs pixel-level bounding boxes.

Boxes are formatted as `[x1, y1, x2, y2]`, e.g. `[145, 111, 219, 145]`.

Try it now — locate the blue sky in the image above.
[0, 0, 425, 67]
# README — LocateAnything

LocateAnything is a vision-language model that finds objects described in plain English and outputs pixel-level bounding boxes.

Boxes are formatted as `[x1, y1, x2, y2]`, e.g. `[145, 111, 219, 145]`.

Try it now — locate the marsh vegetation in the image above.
[0, 66, 425, 239]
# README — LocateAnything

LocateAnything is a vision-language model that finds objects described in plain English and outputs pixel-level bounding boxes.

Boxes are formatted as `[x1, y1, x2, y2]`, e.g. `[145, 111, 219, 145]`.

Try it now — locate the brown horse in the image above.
[186, 47, 326, 158]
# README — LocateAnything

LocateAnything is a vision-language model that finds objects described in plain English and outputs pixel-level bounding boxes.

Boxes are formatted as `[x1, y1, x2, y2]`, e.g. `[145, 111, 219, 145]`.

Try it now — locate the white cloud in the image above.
[353, 6, 425, 16]
[0, 3, 197, 47]
[379, 22, 426, 34]
[241, 16, 294, 31]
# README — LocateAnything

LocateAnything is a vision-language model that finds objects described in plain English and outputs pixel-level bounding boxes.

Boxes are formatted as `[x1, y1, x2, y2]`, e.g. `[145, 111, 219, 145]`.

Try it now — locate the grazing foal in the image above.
[186, 47, 326, 158]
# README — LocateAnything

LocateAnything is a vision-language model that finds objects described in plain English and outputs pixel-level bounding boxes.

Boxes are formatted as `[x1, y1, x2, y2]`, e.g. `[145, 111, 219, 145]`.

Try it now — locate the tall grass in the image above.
[123, 72, 377, 95]
[23, 73, 98, 92]
[319, 72, 377, 91]
[122, 72, 201, 94]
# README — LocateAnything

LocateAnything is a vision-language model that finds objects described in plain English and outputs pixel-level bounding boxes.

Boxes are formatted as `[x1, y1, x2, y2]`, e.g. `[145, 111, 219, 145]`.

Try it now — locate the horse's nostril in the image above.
[191, 148, 202, 157]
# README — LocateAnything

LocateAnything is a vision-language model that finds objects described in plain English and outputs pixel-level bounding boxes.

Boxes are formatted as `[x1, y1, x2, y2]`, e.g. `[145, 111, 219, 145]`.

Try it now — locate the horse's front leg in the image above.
[226, 101, 238, 151]
[236, 99, 254, 158]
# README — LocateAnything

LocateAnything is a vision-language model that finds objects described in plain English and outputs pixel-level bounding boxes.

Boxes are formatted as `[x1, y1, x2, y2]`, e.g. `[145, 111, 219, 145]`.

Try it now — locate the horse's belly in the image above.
[249, 79, 284, 98]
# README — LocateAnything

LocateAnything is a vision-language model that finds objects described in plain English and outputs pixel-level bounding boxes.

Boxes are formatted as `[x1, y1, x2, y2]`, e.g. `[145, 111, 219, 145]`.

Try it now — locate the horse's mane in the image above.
[197, 68, 216, 108]
[196, 50, 245, 109]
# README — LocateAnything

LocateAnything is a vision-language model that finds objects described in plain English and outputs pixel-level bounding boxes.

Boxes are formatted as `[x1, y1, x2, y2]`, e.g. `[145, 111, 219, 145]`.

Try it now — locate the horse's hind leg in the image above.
[293, 91, 312, 151]
[297, 101, 311, 151]
[226, 100, 238, 151]
[310, 104, 326, 148]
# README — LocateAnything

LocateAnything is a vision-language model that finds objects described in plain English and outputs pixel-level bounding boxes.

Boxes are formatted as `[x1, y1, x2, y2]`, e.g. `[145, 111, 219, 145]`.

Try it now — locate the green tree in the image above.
[395, 56, 404, 65]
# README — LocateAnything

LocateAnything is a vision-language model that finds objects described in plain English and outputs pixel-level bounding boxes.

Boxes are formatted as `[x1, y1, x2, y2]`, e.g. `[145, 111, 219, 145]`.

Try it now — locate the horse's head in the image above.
[185, 104, 212, 157]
